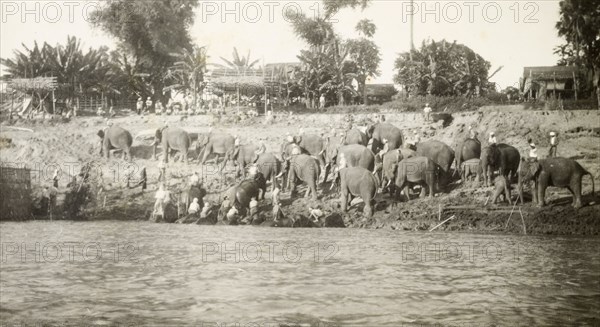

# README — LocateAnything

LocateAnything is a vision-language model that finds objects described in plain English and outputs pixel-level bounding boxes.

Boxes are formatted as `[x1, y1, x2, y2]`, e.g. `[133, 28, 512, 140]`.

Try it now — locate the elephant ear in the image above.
[97, 130, 105, 139]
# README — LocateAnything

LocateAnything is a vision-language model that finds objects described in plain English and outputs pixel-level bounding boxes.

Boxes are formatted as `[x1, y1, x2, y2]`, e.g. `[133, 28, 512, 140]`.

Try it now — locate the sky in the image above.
[0, 1, 565, 89]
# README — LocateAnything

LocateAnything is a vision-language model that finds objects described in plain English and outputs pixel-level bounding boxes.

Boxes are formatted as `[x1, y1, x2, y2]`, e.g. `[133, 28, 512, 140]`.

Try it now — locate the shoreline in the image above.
[1, 109, 598, 236]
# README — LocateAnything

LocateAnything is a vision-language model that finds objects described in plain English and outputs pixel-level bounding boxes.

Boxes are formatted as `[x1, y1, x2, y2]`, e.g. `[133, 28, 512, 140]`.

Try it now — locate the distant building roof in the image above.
[523, 66, 580, 80]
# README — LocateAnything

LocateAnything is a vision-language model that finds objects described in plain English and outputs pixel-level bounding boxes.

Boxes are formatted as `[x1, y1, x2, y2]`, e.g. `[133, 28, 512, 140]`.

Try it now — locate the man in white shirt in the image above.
[548, 131, 558, 157]
[188, 198, 200, 215]
[154, 184, 167, 215]
[423, 103, 432, 122]
[488, 132, 497, 145]
[528, 139, 538, 160]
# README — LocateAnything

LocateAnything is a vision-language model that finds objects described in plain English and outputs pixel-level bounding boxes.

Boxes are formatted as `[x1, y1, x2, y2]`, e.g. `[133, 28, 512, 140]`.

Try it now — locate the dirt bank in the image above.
[1, 108, 598, 235]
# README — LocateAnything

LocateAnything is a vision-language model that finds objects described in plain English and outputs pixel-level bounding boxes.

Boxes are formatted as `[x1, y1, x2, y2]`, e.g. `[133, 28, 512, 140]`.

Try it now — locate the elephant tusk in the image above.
[275, 172, 284, 178]
[386, 179, 392, 188]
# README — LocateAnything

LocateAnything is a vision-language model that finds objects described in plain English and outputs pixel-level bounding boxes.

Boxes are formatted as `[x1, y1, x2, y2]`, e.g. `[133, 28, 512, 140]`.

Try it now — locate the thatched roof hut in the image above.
[207, 62, 301, 94]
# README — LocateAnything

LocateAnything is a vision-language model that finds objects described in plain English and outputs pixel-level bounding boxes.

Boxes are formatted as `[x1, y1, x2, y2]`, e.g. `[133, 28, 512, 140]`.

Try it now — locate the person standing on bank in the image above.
[145, 97, 153, 113]
[136, 97, 144, 115]
[528, 139, 538, 161]
[423, 103, 432, 122]
[548, 132, 559, 157]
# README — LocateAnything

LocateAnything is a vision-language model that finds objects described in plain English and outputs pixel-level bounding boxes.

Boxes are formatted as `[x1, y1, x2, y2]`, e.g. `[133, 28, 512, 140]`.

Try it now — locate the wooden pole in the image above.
[505, 193, 521, 229]
[429, 215, 455, 232]
[529, 70, 533, 100]
[573, 71, 578, 100]
[553, 71, 556, 99]
[52, 89, 56, 115]
[263, 58, 267, 115]
[519, 208, 526, 235]
[10, 91, 14, 120]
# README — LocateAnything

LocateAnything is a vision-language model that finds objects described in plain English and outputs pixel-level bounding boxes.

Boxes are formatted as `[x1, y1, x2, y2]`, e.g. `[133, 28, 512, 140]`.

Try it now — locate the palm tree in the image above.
[167, 45, 208, 107]
[217, 47, 260, 108]
[219, 47, 260, 74]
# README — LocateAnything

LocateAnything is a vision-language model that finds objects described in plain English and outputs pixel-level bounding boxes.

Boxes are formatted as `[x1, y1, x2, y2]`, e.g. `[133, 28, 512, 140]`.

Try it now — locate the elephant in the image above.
[323, 136, 375, 183]
[255, 152, 283, 190]
[343, 128, 368, 146]
[378, 147, 417, 196]
[462, 158, 482, 184]
[233, 173, 268, 216]
[416, 140, 455, 187]
[518, 157, 595, 209]
[287, 154, 321, 201]
[97, 126, 133, 160]
[197, 132, 236, 168]
[395, 156, 438, 201]
[227, 144, 259, 178]
[339, 167, 379, 217]
[153, 127, 191, 163]
[365, 123, 403, 154]
[480, 143, 520, 187]
[178, 185, 207, 218]
[455, 138, 481, 178]
[281, 134, 326, 167]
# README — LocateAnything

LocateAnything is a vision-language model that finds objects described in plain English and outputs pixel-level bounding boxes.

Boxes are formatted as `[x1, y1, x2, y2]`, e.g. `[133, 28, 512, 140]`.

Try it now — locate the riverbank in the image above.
[1, 107, 598, 235]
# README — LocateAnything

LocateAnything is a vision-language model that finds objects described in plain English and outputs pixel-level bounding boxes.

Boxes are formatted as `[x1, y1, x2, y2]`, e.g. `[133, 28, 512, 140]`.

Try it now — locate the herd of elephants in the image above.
[97, 120, 595, 222]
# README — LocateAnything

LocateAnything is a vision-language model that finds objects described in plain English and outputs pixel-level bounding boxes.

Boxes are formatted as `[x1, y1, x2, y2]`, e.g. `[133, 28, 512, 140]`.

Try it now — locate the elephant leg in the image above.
[532, 180, 539, 204]
[340, 190, 348, 212]
[201, 149, 211, 165]
[363, 195, 373, 217]
[505, 184, 512, 204]
[104, 144, 110, 159]
[571, 178, 583, 209]
[306, 180, 318, 201]
[311, 181, 318, 201]
[182, 151, 188, 164]
[491, 186, 502, 204]
[163, 148, 169, 163]
[537, 178, 547, 207]
[419, 183, 426, 198]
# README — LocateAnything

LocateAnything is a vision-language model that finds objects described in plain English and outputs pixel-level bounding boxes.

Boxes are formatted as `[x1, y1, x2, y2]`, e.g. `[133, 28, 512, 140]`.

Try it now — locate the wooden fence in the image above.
[0, 166, 32, 220]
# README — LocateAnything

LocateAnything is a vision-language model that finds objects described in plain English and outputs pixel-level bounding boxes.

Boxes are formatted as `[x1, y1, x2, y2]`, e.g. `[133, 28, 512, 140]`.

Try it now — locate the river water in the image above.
[0, 221, 598, 326]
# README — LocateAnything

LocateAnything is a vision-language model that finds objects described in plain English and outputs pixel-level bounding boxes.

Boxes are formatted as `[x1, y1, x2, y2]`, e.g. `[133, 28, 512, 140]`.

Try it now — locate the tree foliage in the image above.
[218, 47, 260, 73]
[89, 0, 200, 97]
[1, 36, 112, 102]
[289, 0, 379, 107]
[166, 45, 208, 105]
[394, 39, 491, 97]
[555, 0, 600, 105]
